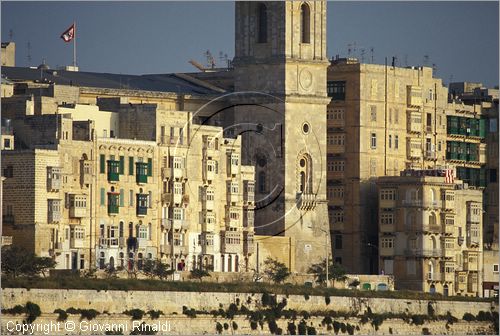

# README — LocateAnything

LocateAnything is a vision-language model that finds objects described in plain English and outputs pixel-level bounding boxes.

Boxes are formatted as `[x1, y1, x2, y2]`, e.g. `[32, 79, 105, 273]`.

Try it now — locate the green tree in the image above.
[1, 246, 56, 277]
[263, 257, 291, 284]
[307, 258, 347, 286]
[143, 260, 174, 280]
[190, 269, 211, 282]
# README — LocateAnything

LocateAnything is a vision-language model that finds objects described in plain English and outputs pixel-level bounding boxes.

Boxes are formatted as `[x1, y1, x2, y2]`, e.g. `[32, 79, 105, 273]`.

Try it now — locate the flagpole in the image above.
[73, 21, 77, 67]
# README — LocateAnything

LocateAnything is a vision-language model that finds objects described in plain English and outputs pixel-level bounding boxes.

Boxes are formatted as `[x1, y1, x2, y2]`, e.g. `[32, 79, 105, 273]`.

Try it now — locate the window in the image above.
[100, 155, 105, 174]
[395, 135, 399, 149]
[380, 189, 396, 200]
[494, 264, 499, 273]
[381, 238, 393, 248]
[119, 189, 125, 207]
[328, 160, 345, 172]
[257, 3, 267, 43]
[370, 105, 377, 122]
[380, 213, 394, 225]
[4, 138, 11, 149]
[129, 190, 134, 206]
[129, 157, 134, 175]
[258, 171, 267, 193]
[371, 133, 377, 149]
[334, 234, 342, 249]
[3, 165, 13, 178]
[138, 226, 148, 239]
[395, 109, 399, 124]
[327, 81, 346, 100]
[332, 210, 344, 223]
[388, 135, 392, 148]
[300, 3, 310, 43]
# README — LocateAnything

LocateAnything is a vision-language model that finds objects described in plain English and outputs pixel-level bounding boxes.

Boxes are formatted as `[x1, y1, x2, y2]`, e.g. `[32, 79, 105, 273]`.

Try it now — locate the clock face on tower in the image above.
[299, 68, 314, 91]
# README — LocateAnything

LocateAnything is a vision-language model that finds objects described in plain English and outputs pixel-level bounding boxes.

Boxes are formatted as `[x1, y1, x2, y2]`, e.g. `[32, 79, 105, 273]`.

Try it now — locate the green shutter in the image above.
[100, 188, 105, 206]
[479, 119, 487, 138]
[129, 157, 134, 175]
[120, 189, 125, 207]
[147, 158, 153, 177]
[119, 156, 125, 174]
[100, 155, 106, 174]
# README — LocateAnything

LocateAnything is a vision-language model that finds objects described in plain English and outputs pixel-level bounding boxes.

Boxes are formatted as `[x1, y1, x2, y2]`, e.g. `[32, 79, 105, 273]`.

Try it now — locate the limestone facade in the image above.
[1, 99, 255, 273]
[377, 174, 483, 296]
[326, 60, 490, 275]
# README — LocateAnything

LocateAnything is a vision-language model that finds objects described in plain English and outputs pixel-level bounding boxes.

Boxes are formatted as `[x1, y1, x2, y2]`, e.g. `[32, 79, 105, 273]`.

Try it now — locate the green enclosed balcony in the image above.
[136, 162, 148, 184]
[107, 160, 120, 182]
[107, 192, 120, 215]
[136, 194, 148, 216]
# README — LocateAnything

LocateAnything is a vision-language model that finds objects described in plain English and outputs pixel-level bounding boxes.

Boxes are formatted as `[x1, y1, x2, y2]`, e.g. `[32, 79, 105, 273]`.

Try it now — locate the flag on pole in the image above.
[444, 169, 454, 184]
[60, 24, 75, 42]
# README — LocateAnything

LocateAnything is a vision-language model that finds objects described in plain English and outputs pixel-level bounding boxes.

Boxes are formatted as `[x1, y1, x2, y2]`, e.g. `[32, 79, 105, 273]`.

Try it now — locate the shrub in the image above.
[232, 321, 238, 331]
[4, 305, 26, 315]
[250, 320, 258, 330]
[80, 309, 99, 321]
[346, 323, 355, 335]
[427, 302, 436, 317]
[304, 294, 310, 301]
[422, 327, 431, 335]
[25, 302, 41, 324]
[297, 320, 307, 335]
[322, 316, 333, 326]
[216, 322, 223, 334]
[66, 307, 80, 314]
[147, 310, 163, 319]
[268, 319, 278, 334]
[223, 322, 229, 330]
[226, 303, 238, 319]
[263, 257, 291, 284]
[325, 295, 331, 305]
[287, 322, 297, 335]
[477, 311, 493, 321]
[444, 311, 457, 324]
[411, 315, 426, 325]
[301, 311, 310, 319]
[54, 309, 68, 321]
[463, 312, 476, 321]
[276, 327, 283, 335]
[307, 326, 317, 335]
[332, 321, 341, 333]
[124, 309, 145, 320]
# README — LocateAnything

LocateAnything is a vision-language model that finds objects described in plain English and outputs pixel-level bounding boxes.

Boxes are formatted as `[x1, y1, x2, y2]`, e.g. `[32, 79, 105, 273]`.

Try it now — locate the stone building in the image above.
[1, 95, 255, 273]
[2, 1, 332, 274]
[326, 59, 490, 274]
[377, 171, 483, 296]
[1, 42, 15, 67]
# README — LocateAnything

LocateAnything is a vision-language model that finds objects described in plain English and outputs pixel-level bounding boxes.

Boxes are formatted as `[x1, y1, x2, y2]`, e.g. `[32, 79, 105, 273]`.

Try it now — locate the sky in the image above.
[1, 1, 499, 87]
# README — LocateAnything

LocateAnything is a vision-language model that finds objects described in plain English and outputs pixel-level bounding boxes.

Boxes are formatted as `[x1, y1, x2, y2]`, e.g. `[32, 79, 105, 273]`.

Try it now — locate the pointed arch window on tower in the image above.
[257, 3, 268, 43]
[298, 155, 312, 194]
[301, 3, 311, 44]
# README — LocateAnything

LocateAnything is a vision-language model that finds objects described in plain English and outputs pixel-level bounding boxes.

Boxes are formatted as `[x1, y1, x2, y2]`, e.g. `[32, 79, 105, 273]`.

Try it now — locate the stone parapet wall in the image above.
[0, 314, 494, 335]
[2, 288, 496, 318]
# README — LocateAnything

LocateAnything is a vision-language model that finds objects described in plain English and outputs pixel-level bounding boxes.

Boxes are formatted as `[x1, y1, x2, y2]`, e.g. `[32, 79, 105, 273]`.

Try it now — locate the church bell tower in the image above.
[232, 1, 331, 273]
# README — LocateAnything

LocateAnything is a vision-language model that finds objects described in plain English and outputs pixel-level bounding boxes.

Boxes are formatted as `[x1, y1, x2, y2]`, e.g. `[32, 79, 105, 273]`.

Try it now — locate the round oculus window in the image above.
[302, 123, 310, 134]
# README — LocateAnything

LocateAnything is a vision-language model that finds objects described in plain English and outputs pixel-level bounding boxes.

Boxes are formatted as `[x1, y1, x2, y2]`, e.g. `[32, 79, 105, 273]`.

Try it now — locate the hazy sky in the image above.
[1, 1, 499, 87]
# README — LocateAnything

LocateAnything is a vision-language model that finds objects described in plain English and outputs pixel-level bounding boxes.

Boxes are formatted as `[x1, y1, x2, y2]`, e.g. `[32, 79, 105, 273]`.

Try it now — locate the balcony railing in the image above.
[296, 193, 317, 211]
[99, 237, 119, 247]
[108, 204, 119, 215]
[401, 200, 441, 209]
[136, 206, 148, 216]
[404, 248, 442, 258]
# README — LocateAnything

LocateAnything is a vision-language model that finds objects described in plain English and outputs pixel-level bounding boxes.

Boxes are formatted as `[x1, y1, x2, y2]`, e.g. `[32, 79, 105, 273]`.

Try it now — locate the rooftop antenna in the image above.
[423, 54, 430, 66]
[204, 50, 216, 69]
[370, 47, 375, 63]
[391, 56, 397, 67]
[432, 63, 437, 74]
[27, 41, 32, 63]
[8, 29, 13, 42]
[360, 48, 366, 63]
[347, 42, 357, 58]
[404, 54, 408, 67]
